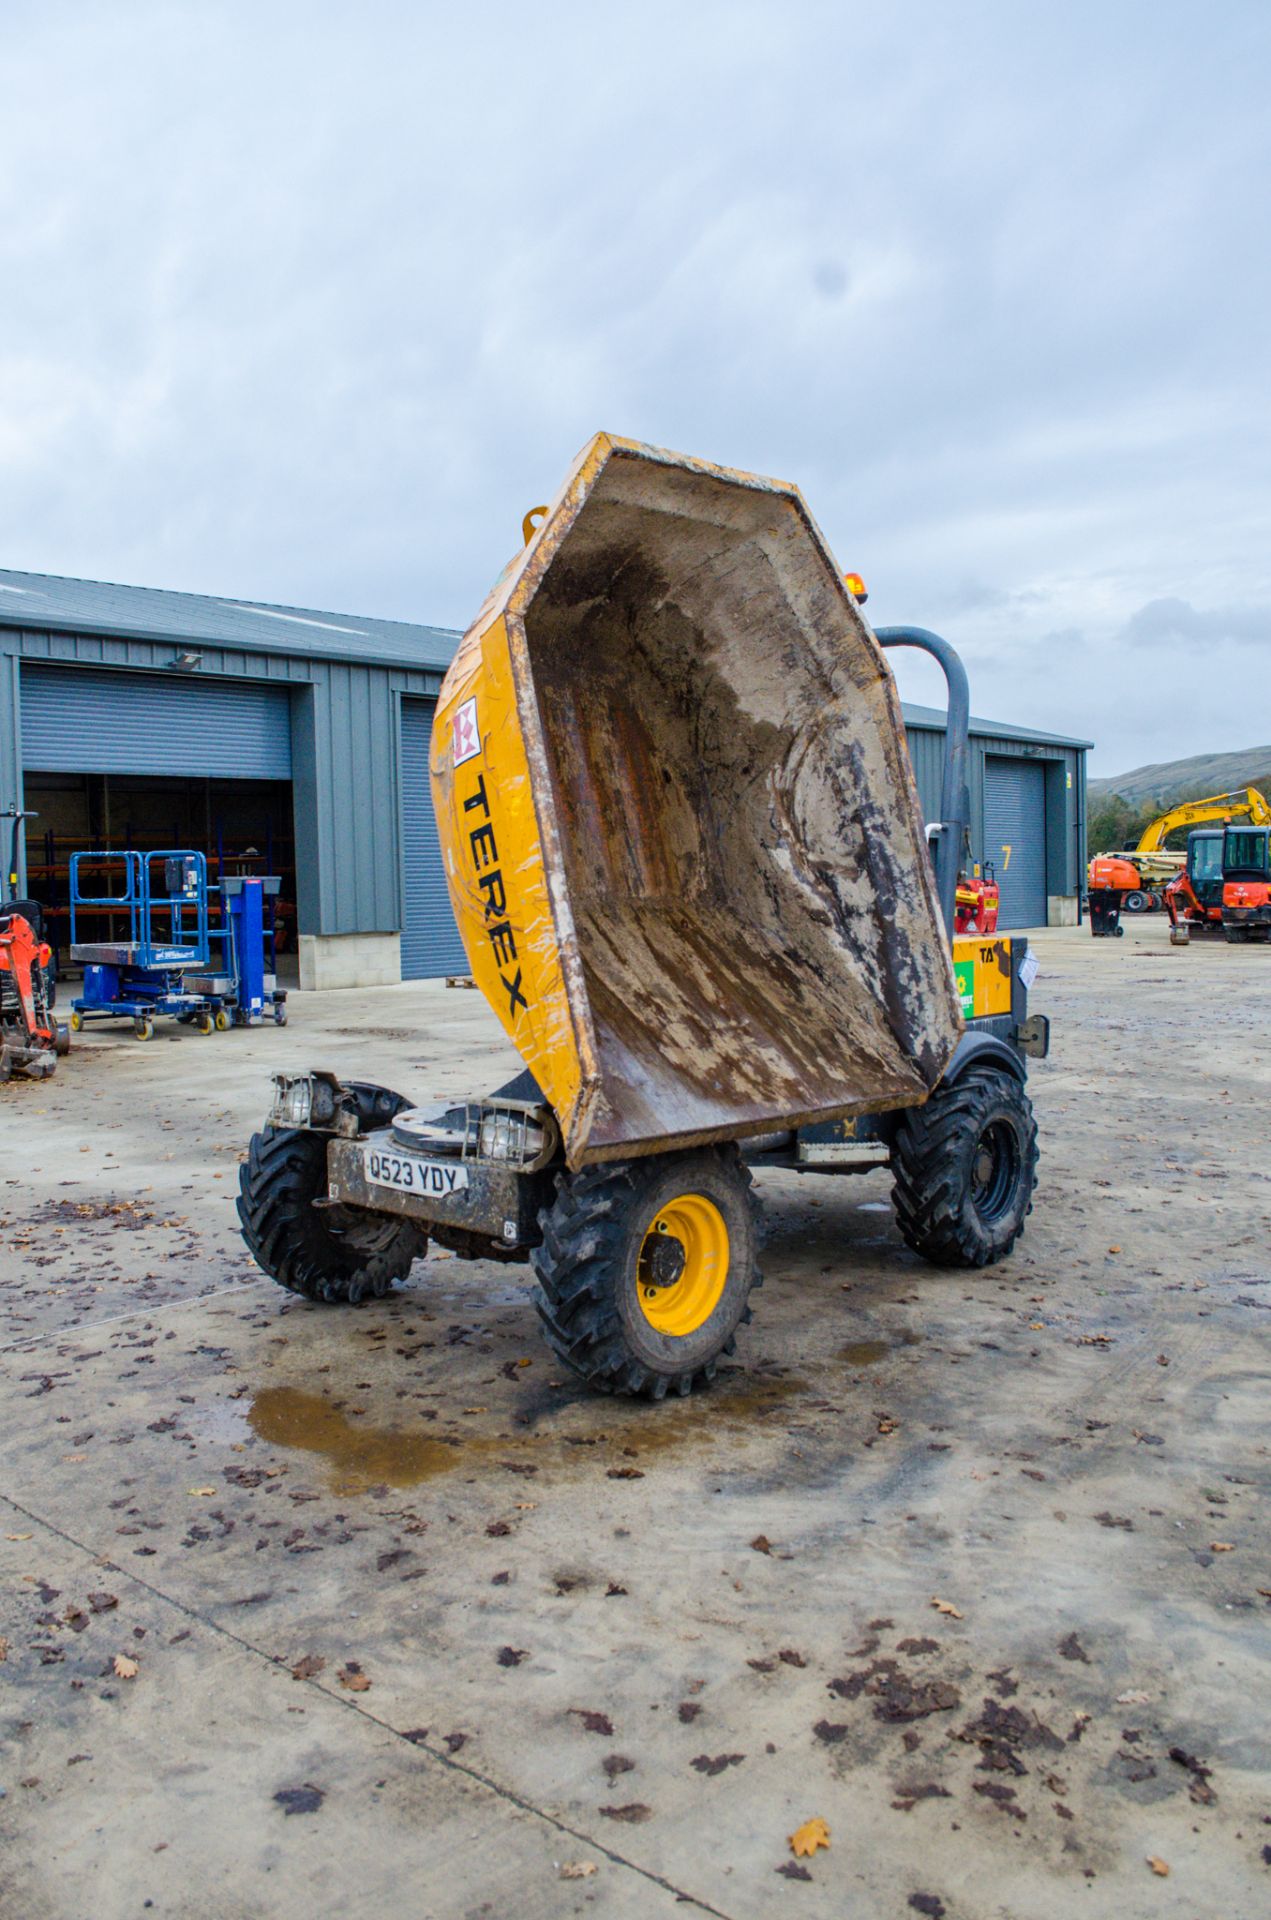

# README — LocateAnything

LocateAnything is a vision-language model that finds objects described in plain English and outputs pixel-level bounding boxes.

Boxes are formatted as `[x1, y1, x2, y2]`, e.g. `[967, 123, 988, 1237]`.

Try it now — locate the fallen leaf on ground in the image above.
[559, 1862, 596, 1879]
[789, 1816, 830, 1858]
[599, 1803, 650, 1823]
[1210, 1542, 1234, 1552]
[750, 1534, 772, 1554]
[1116, 1689, 1150, 1705]
[112, 1654, 139, 1679]
[691, 1753, 745, 1776]
[290, 1653, 326, 1681]
[497, 1646, 528, 1667]
[1147, 1856, 1170, 1877]
[570, 1709, 614, 1735]
[87, 1592, 118, 1613]
[338, 1664, 371, 1692]
[776, 1863, 812, 1881]
[187, 1487, 216, 1498]
[274, 1785, 324, 1815]
[0, 1637, 8, 1661]
[931, 1599, 963, 1619]
[5, 1533, 33, 1542]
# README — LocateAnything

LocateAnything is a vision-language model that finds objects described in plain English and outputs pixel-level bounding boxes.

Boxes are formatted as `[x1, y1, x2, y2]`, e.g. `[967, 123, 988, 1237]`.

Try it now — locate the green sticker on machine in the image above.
[954, 958, 975, 1018]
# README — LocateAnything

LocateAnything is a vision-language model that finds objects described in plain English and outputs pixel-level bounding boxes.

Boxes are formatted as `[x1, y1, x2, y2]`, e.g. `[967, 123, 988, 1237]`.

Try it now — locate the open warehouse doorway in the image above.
[19, 664, 297, 977]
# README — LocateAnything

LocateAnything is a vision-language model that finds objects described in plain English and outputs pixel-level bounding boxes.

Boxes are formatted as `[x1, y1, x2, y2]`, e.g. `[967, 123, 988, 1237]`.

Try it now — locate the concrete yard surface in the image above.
[2, 923, 1269, 1919]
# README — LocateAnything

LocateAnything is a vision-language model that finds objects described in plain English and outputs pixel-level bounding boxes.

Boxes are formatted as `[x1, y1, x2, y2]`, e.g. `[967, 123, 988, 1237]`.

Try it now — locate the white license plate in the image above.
[362, 1144, 470, 1198]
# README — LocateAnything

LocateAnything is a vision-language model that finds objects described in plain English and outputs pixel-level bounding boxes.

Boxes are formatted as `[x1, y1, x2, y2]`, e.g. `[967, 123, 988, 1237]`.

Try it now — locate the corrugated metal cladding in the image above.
[983, 758, 1048, 929]
[399, 699, 468, 979]
[903, 715, 1089, 923]
[2, 568, 1091, 970]
[1, 610, 451, 946]
[20, 663, 293, 779]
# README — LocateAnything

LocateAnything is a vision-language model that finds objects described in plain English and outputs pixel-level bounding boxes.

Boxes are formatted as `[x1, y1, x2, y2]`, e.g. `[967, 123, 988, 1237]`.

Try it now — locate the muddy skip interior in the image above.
[523, 454, 960, 1152]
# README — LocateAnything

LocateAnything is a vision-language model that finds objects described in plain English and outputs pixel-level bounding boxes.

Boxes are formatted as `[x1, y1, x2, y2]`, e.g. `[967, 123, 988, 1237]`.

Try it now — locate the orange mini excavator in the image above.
[0, 908, 67, 1080]
[1, 806, 68, 1081]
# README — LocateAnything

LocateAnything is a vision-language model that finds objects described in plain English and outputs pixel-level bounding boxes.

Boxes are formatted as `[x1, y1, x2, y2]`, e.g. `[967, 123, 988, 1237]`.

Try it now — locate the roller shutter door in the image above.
[400, 697, 468, 979]
[20, 664, 291, 778]
[984, 757, 1047, 929]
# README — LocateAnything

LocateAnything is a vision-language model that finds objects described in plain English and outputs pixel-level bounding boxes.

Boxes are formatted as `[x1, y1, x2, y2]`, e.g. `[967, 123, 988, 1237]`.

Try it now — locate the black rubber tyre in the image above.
[531, 1145, 761, 1398]
[238, 1127, 425, 1303]
[890, 1069, 1038, 1269]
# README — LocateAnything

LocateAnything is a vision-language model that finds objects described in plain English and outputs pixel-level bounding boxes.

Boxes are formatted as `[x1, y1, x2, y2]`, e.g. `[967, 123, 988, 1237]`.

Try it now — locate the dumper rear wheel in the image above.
[890, 1069, 1037, 1268]
[532, 1147, 760, 1398]
[238, 1127, 425, 1304]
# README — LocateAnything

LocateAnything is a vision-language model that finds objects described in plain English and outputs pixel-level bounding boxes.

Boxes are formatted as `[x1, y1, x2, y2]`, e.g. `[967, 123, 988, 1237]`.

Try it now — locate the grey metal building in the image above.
[0, 568, 1089, 986]
[903, 702, 1090, 929]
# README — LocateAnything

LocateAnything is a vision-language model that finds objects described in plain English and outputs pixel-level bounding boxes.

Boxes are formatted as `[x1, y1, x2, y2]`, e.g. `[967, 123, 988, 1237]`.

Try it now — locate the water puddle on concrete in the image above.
[245, 1371, 807, 1491]
[839, 1339, 891, 1367]
[247, 1386, 485, 1490]
[595, 1373, 807, 1462]
[838, 1329, 922, 1368]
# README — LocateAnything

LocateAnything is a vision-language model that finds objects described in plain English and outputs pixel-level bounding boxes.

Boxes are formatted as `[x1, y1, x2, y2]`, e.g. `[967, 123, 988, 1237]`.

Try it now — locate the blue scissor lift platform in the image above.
[69, 851, 286, 1039]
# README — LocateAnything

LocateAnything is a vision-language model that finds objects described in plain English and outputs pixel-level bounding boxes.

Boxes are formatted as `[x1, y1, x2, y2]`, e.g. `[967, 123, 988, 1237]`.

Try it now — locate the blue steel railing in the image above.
[69, 850, 211, 967]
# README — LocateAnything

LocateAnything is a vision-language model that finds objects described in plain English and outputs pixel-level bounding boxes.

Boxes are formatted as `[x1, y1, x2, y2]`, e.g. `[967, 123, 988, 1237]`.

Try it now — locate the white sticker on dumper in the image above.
[1018, 949, 1039, 990]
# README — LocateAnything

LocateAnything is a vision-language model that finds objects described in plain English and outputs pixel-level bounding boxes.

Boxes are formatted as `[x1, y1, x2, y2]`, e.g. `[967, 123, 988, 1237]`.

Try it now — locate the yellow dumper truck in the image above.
[240, 436, 1048, 1397]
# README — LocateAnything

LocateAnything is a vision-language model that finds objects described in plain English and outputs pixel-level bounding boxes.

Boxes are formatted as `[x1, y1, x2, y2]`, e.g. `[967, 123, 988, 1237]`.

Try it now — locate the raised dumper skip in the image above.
[238, 435, 1049, 1398]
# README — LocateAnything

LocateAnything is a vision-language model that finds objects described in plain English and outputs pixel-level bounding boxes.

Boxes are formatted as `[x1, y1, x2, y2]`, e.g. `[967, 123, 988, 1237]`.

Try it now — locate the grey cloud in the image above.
[1, 0, 1269, 774]
[1120, 597, 1271, 649]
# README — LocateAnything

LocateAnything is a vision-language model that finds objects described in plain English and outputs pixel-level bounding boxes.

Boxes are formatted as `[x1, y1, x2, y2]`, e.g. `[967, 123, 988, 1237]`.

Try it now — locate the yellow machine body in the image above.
[951, 935, 1015, 1021]
[430, 434, 962, 1168]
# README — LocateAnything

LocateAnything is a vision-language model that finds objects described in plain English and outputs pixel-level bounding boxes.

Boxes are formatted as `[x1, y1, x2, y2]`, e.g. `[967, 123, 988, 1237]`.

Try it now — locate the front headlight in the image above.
[271, 1075, 313, 1129]
[478, 1108, 547, 1163]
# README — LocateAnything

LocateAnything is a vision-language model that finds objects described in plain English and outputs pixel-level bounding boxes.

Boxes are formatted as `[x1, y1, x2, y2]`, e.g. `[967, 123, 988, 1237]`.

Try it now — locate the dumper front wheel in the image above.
[890, 1069, 1037, 1268]
[238, 1128, 426, 1304]
[532, 1147, 760, 1398]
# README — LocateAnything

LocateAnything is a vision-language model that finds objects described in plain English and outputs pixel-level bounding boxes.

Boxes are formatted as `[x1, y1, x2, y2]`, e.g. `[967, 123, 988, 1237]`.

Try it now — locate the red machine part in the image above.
[954, 872, 999, 936]
[1164, 869, 1221, 933]
[0, 910, 63, 1080]
[1088, 855, 1142, 893]
[1224, 879, 1271, 910]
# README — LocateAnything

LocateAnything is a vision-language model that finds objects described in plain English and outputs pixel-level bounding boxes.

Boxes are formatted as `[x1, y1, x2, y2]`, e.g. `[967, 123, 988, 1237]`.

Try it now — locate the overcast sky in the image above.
[3, 1, 1268, 775]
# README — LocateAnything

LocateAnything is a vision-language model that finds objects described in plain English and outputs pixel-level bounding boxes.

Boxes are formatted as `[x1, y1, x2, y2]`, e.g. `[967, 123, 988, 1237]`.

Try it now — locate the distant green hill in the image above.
[1089, 745, 1271, 808]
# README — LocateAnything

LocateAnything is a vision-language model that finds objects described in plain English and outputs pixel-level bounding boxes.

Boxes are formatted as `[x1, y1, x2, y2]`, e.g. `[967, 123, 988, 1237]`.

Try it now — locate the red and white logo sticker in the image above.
[452, 697, 480, 766]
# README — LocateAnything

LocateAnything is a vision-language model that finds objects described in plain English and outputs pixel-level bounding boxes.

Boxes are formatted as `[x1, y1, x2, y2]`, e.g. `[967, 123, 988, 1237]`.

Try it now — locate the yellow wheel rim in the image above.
[636, 1193, 729, 1337]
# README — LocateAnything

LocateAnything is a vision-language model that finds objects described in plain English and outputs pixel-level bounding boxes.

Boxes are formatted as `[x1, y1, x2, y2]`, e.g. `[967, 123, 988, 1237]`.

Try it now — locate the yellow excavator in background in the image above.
[1087, 788, 1271, 936]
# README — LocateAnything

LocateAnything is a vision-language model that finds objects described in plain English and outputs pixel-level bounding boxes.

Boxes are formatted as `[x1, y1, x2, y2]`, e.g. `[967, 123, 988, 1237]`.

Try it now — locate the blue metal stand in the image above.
[69, 853, 287, 1038]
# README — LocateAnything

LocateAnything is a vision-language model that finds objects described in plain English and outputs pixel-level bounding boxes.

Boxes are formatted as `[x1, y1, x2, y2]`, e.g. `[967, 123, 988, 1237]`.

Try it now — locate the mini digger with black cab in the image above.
[239, 437, 1049, 1398]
